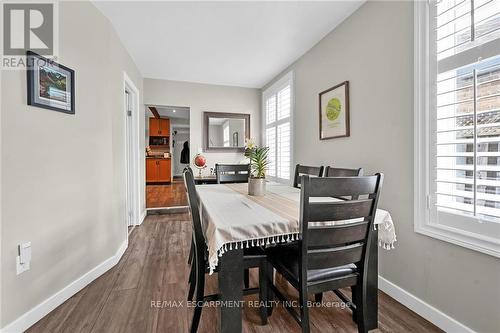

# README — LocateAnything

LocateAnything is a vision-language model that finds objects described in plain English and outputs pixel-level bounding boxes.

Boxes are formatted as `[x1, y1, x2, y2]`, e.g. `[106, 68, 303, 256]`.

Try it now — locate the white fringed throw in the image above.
[196, 183, 396, 274]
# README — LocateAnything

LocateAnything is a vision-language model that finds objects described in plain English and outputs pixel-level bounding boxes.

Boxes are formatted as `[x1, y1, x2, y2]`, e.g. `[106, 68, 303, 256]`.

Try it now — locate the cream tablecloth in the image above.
[196, 183, 396, 274]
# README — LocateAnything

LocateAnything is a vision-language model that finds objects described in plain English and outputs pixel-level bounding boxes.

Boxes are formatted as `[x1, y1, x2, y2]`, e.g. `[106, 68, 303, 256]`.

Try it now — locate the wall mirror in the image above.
[203, 112, 250, 152]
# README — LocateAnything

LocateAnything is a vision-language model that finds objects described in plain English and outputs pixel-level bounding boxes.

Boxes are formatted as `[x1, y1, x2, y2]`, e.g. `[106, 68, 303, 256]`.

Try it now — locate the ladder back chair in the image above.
[266, 174, 384, 333]
[323, 166, 364, 202]
[215, 164, 250, 184]
[324, 166, 363, 177]
[183, 170, 269, 332]
[293, 164, 324, 188]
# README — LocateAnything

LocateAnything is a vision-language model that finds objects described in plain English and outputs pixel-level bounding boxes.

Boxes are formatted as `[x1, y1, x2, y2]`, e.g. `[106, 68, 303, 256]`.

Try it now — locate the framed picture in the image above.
[319, 81, 349, 140]
[26, 51, 75, 114]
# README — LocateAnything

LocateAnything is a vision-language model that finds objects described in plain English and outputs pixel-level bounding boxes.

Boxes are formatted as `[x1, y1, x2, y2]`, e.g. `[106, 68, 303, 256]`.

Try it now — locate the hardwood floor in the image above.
[146, 179, 187, 208]
[27, 214, 443, 333]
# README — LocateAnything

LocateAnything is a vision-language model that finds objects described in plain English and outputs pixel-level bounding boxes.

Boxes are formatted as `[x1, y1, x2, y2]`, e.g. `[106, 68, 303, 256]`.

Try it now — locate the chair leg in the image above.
[314, 293, 323, 303]
[351, 286, 358, 323]
[244, 268, 250, 288]
[258, 262, 268, 325]
[299, 285, 310, 333]
[266, 261, 274, 316]
[187, 260, 196, 301]
[188, 240, 194, 264]
[190, 263, 205, 333]
[353, 282, 368, 333]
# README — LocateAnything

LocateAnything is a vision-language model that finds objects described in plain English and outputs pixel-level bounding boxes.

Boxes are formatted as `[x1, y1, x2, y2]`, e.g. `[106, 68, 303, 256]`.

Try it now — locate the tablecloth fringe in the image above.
[379, 240, 396, 250]
[209, 232, 300, 274]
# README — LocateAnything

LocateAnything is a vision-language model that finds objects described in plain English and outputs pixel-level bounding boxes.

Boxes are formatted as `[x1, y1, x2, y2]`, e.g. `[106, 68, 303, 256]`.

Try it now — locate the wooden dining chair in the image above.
[323, 166, 364, 203]
[324, 166, 363, 177]
[293, 164, 324, 188]
[214, 163, 252, 287]
[265, 174, 384, 333]
[183, 170, 269, 332]
[215, 163, 250, 184]
[183, 165, 194, 176]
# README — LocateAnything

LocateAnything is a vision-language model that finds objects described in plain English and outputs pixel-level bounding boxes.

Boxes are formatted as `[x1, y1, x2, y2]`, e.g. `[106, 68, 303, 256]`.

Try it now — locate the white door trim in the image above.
[123, 72, 141, 229]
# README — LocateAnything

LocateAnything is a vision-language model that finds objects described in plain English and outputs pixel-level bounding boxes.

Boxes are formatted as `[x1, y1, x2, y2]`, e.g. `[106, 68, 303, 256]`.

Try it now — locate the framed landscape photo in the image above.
[319, 81, 349, 140]
[26, 51, 75, 114]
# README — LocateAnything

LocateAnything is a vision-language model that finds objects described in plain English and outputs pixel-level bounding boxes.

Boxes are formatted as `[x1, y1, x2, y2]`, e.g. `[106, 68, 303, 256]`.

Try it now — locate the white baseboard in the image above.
[378, 276, 475, 333]
[138, 210, 147, 225]
[1, 240, 128, 333]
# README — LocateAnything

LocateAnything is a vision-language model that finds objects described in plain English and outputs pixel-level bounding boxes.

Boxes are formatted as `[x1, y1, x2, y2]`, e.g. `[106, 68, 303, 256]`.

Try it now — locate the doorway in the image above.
[124, 73, 140, 231]
[145, 105, 190, 209]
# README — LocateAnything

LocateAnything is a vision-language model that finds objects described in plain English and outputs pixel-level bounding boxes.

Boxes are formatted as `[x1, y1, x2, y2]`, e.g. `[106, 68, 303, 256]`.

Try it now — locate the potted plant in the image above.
[245, 139, 269, 196]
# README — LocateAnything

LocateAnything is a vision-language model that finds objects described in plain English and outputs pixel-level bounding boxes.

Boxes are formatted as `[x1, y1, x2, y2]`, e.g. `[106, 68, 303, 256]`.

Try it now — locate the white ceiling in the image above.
[151, 106, 190, 119]
[93, 1, 364, 88]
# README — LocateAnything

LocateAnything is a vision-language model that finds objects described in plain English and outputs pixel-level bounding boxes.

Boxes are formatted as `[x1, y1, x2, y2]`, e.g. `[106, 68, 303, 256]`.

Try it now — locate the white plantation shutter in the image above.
[436, 0, 500, 61]
[436, 59, 500, 220]
[415, 0, 500, 256]
[263, 72, 293, 182]
[277, 122, 291, 179]
[266, 127, 276, 177]
[433, 0, 500, 220]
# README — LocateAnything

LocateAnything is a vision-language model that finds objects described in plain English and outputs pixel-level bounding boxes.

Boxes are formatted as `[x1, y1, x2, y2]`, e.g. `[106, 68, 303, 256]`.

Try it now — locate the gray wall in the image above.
[0, 1, 143, 327]
[263, 1, 500, 332]
[144, 79, 260, 172]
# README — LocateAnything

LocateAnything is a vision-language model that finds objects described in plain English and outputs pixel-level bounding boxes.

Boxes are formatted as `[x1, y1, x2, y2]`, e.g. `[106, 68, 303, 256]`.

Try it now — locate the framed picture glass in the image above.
[319, 81, 349, 140]
[26, 51, 75, 114]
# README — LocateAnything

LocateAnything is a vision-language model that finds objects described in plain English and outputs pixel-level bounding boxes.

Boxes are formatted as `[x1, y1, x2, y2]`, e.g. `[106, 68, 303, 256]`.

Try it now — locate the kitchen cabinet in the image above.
[149, 118, 170, 136]
[146, 158, 171, 183]
[157, 159, 171, 182]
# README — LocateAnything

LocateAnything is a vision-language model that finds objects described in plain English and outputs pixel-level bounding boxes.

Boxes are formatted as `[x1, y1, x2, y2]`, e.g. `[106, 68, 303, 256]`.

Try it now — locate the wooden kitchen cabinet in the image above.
[159, 119, 170, 136]
[149, 118, 170, 136]
[149, 118, 160, 137]
[157, 159, 171, 182]
[146, 159, 159, 183]
[146, 158, 171, 183]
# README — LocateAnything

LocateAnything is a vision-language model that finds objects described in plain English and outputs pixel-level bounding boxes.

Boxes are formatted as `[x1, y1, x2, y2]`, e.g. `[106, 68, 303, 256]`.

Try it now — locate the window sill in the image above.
[414, 222, 500, 258]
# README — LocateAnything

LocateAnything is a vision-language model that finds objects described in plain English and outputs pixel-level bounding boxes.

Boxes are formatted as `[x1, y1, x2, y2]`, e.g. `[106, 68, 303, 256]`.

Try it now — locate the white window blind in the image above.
[263, 72, 293, 182]
[415, 0, 500, 257]
[434, 0, 500, 221]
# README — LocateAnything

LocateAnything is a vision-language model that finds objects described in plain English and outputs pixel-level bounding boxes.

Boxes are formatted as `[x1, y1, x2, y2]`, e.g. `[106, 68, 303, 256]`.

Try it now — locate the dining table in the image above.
[196, 182, 396, 333]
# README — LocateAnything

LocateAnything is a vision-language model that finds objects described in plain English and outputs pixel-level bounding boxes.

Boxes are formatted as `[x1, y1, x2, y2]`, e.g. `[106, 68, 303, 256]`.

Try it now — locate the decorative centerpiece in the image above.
[193, 153, 207, 177]
[245, 139, 269, 196]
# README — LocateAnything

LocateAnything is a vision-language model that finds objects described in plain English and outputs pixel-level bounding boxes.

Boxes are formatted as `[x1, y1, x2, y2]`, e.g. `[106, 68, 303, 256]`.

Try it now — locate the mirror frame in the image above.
[203, 112, 250, 152]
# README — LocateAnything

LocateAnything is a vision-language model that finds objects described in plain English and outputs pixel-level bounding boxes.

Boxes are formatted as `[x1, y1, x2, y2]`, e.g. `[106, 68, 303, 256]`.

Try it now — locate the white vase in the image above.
[248, 178, 266, 196]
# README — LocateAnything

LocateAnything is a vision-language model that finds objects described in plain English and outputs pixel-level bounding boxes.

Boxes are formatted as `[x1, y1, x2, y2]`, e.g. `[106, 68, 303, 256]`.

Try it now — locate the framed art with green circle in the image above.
[319, 81, 349, 140]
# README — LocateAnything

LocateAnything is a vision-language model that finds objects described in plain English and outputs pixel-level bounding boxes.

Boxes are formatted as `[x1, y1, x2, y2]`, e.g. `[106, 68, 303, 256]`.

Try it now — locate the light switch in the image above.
[16, 242, 31, 275]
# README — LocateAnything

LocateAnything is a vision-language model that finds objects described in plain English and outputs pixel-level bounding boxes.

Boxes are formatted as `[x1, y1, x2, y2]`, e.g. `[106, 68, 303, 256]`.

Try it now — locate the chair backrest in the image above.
[215, 164, 250, 184]
[324, 166, 363, 177]
[183, 170, 206, 260]
[293, 164, 324, 188]
[299, 174, 383, 273]
[183, 165, 194, 176]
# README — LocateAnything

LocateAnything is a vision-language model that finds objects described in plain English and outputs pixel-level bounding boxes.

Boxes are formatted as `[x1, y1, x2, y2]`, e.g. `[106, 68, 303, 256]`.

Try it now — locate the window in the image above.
[415, 0, 500, 257]
[223, 121, 230, 147]
[263, 72, 293, 182]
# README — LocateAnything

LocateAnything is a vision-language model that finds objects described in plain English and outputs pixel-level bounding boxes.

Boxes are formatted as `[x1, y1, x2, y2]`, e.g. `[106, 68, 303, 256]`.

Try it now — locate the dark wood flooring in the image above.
[146, 180, 187, 208]
[27, 214, 443, 333]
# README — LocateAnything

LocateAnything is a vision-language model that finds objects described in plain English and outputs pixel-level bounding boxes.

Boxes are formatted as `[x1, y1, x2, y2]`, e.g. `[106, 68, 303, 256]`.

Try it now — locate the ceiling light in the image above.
[173, 109, 176, 113]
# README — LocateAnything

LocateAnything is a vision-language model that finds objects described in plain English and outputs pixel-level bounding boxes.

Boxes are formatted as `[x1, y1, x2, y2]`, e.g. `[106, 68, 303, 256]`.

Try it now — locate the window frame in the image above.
[262, 71, 294, 184]
[414, 0, 500, 257]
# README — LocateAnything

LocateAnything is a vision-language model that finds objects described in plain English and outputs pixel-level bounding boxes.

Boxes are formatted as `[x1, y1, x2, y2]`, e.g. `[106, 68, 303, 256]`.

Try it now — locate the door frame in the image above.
[123, 72, 141, 231]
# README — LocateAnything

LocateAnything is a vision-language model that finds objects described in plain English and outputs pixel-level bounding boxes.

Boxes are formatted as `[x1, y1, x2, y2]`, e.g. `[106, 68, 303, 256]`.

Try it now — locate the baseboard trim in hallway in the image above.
[378, 276, 475, 333]
[146, 206, 189, 215]
[1, 241, 128, 333]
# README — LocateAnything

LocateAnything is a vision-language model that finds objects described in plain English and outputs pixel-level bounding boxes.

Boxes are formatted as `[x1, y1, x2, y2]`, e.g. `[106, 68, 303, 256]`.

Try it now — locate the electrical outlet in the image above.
[16, 242, 31, 275]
